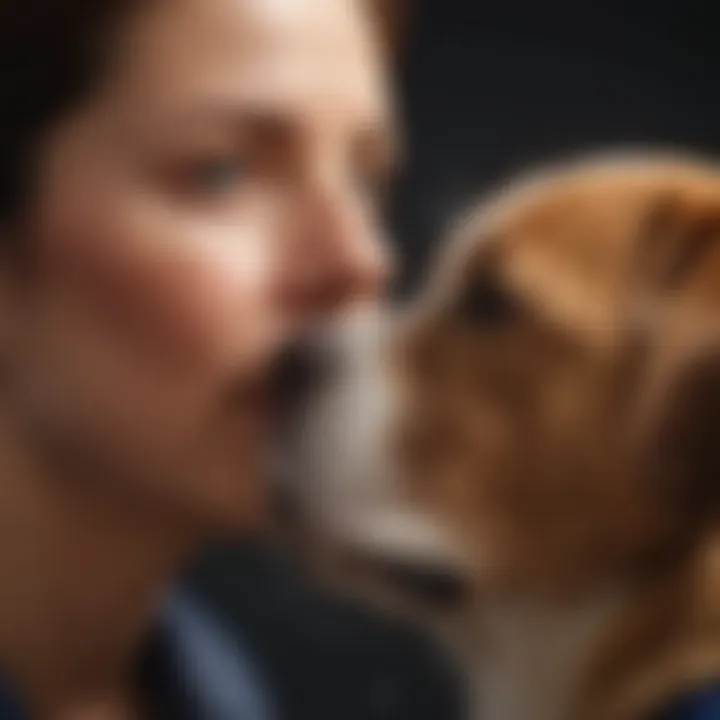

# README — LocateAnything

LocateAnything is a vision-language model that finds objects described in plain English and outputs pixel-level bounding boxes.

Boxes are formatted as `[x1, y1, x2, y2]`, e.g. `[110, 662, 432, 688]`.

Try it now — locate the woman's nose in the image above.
[282, 188, 394, 319]
[323, 223, 392, 310]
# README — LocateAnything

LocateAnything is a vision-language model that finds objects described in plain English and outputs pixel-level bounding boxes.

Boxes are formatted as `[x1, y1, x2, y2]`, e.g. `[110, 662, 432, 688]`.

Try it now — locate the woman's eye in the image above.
[184, 156, 248, 197]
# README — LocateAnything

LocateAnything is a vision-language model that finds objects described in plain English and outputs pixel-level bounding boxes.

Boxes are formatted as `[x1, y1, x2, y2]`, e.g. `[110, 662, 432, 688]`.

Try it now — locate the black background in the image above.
[189, 2, 720, 718]
[391, 0, 720, 292]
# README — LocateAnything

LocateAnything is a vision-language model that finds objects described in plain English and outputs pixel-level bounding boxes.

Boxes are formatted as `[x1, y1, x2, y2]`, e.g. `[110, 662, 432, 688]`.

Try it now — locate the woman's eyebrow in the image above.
[153, 96, 391, 138]
[130, 100, 396, 170]
[141, 102, 300, 144]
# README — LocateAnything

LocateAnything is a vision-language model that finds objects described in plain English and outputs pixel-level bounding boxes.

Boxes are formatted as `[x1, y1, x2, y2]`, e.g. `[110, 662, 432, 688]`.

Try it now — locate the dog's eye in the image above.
[456, 278, 520, 328]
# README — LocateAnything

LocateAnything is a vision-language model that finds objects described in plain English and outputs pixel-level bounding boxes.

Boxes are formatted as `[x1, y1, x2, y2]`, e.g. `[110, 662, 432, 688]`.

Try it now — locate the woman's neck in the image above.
[0, 412, 204, 715]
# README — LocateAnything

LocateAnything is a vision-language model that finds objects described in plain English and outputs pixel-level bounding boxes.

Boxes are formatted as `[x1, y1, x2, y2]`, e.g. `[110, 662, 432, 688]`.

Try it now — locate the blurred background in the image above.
[185, 1, 720, 718]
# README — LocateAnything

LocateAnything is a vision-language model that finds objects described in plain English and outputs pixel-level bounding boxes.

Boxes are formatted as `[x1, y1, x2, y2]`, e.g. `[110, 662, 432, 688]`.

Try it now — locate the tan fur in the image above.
[393, 153, 720, 719]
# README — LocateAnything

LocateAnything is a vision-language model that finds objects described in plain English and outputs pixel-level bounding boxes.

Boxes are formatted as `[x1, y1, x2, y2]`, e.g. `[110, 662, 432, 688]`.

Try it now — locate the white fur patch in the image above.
[282, 304, 466, 569]
[474, 591, 626, 720]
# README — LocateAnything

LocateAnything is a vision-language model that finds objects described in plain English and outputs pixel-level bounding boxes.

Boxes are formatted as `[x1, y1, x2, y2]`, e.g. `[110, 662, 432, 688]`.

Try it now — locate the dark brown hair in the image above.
[368, 0, 409, 57]
[0, 0, 147, 222]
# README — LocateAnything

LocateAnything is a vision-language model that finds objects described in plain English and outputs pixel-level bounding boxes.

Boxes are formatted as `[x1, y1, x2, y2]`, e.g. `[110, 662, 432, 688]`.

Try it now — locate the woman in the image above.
[0, 0, 393, 717]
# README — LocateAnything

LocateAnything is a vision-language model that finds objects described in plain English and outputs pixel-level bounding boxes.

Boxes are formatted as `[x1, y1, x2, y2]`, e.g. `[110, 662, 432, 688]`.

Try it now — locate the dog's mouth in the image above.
[319, 507, 474, 613]
[324, 538, 474, 617]
[370, 555, 472, 611]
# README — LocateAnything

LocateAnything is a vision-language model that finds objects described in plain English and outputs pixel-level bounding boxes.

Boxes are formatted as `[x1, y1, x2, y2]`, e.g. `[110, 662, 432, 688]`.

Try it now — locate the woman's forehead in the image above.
[104, 0, 389, 133]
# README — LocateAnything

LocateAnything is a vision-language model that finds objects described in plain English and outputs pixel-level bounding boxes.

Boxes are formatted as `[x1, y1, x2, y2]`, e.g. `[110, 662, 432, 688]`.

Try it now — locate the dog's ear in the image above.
[631, 193, 720, 521]
[636, 193, 720, 295]
[642, 343, 720, 520]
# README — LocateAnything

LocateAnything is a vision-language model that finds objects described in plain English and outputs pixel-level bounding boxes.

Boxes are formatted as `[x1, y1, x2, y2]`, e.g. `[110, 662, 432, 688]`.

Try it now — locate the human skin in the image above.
[0, 0, 392, 716]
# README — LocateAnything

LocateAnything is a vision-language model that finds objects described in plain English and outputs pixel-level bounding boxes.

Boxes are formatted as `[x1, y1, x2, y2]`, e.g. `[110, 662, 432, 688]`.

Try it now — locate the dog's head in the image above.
[282, 153, 720, 613]
[394, 154, 720, 597]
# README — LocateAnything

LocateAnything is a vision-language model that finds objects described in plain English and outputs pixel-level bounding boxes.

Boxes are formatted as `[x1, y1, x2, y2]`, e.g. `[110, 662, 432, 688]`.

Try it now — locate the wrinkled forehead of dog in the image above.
[424, 155, 720, 353]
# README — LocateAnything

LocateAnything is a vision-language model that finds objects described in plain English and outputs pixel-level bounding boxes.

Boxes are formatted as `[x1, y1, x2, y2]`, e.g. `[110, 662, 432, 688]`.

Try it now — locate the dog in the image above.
[280, 153, 720, 720]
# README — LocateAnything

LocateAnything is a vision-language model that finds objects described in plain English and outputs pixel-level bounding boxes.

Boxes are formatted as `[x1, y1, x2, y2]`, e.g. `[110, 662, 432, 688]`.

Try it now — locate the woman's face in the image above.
[0, 0, 391, 529]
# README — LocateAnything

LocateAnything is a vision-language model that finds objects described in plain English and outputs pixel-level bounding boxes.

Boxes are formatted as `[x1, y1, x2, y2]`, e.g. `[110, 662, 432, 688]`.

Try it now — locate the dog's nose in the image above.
[276, 333, 343, 406]
[276, 343, 323, 400]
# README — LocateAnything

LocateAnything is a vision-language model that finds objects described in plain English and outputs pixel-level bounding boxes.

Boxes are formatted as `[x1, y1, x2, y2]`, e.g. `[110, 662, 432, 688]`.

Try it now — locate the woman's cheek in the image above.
[40, 197, 281, 378]
[161, 221, 281, 374]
